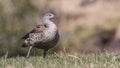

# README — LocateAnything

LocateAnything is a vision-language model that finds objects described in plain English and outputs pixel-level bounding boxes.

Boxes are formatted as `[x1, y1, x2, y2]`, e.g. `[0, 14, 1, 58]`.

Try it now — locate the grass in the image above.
[0, 53, 120, 68]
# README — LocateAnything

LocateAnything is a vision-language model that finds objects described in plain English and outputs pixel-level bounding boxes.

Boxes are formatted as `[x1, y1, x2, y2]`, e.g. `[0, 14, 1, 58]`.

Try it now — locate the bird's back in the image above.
[22, 24, 45, 39]
[22, 24, 46, 45]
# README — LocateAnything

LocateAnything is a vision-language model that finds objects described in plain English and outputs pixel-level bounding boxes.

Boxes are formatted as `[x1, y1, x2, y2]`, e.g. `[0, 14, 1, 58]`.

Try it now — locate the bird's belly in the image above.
[34, 32, 59, 50]
[34, 40, 57, 49]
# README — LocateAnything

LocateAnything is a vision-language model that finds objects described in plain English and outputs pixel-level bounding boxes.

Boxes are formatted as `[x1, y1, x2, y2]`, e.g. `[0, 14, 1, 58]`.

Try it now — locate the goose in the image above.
[21, 13, 59, 58]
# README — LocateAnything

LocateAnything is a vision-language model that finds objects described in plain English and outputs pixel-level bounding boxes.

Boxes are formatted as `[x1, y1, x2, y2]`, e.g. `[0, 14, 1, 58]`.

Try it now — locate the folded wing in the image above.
[21, 24, 46, 40]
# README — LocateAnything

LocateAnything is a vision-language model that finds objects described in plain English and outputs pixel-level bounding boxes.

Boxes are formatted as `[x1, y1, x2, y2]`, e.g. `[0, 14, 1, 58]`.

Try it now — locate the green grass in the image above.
[1, 53, 120, 68]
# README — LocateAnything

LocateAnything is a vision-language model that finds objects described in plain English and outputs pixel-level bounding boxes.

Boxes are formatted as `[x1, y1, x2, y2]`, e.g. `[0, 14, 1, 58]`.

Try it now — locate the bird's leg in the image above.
[26, 46, 33, 58]
[43, 49, 48, 58]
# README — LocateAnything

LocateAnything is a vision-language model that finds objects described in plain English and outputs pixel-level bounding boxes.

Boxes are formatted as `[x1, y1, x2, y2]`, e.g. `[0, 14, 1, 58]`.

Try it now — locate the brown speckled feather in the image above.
[22, 24, 46, 39]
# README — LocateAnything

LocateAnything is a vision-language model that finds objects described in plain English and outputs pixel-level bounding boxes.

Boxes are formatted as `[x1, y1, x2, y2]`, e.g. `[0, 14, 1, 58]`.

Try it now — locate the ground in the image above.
[0, 53, 120, 68]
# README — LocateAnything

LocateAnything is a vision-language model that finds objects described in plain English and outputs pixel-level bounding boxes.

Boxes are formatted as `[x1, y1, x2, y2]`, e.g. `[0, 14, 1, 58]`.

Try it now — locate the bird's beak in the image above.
[51, 16, 58, 21]
[51, 16, 58, 22]
[53, 16, 57, 19]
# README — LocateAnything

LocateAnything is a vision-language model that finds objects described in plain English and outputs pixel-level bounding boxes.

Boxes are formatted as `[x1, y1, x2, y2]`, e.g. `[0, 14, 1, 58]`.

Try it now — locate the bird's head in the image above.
[44, 13, 55, 20]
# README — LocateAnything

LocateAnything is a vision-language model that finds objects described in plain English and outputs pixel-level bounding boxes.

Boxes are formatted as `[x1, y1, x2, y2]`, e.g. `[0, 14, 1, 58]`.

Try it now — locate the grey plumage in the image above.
[22, 13, 59, 58]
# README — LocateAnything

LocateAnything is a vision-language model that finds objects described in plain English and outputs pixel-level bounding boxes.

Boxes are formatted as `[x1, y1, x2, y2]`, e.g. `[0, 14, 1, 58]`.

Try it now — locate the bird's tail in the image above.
[21, 43, 28, 47]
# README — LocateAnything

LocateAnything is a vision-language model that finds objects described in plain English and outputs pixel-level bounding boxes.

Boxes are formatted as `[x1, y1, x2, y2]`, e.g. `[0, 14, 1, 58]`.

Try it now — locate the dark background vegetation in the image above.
[0, 0, 120, 57]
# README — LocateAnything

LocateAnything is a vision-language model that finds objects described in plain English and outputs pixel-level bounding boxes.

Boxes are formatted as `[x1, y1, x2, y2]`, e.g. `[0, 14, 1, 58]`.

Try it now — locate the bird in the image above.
[21, 13, 59, 58]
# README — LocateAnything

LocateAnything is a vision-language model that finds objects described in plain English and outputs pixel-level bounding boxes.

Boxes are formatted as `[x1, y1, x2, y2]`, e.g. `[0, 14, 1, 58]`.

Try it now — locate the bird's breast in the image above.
[44, 24, 57, 41]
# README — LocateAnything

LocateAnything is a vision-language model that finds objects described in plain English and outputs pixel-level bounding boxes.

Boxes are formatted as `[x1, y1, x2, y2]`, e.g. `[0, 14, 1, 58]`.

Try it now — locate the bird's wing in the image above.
[21, 25, 46, 39]
[21, 29, 36, 39]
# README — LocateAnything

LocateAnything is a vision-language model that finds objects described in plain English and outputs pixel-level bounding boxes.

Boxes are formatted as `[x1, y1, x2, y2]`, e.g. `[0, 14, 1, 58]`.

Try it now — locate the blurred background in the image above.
[0, 0, 120, 57]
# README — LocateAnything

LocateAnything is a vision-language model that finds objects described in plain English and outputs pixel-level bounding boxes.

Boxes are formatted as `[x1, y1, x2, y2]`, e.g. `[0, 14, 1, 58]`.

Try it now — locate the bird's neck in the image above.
[43, 17, 57, 31]
[43, 17, 55, 27]
[42, 17, 58, 40]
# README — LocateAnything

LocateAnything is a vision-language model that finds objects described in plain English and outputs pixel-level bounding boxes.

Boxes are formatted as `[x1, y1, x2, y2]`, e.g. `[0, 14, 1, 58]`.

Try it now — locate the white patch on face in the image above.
[44, 13, 54, 20]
